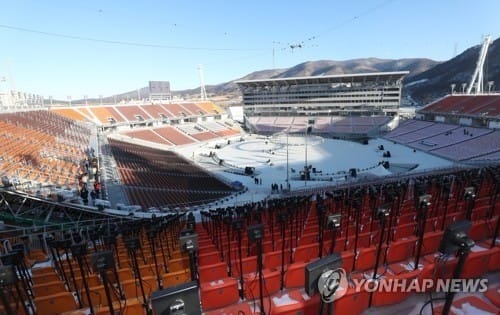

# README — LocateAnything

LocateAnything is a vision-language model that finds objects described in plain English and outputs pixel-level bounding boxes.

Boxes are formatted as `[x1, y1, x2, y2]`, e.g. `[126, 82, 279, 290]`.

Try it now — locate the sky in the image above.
[0, 0, 499, 100]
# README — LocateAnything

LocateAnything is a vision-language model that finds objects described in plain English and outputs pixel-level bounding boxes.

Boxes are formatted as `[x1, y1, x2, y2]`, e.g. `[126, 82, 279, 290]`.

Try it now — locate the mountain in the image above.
[174, 58, 438, 100]
[406, 37, 500, 104]
[95, 36, 500, 106]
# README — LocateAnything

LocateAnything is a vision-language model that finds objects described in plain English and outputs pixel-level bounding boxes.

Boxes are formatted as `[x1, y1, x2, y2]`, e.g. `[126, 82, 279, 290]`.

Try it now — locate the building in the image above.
[236, 71, 409, 137]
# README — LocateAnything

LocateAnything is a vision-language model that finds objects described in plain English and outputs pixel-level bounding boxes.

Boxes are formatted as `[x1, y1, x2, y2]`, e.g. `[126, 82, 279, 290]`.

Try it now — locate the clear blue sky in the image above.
[0, 0, 499, 99]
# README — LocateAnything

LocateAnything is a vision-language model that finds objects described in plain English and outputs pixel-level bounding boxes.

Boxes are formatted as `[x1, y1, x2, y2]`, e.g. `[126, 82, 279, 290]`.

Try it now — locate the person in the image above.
[94, 181, 101, 195]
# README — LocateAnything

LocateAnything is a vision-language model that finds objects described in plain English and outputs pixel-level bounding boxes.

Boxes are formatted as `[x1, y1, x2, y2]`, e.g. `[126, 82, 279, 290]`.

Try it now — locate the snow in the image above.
[175, 134, 455, 210]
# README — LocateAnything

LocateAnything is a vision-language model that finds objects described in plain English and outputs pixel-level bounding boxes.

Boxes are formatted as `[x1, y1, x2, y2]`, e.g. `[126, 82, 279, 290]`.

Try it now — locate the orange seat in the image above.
[122, 276, 158, 299]
[200, 277, 239, 310]
[162, 269, 191, 287]
[168, 257, 190, 272]
[32, 272, 61, 284]
[95, 298, 146, 315]
[32, 280, 67, 297]
[34, 291, 78, 315]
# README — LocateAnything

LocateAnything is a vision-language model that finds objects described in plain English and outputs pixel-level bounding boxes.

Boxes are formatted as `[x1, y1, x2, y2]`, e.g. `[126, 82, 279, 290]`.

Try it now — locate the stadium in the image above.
[0, 34, 499, 315]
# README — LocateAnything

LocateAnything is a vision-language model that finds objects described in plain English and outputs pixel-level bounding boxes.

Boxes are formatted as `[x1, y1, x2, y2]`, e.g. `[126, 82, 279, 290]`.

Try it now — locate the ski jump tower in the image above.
[467, 35, 492, 95]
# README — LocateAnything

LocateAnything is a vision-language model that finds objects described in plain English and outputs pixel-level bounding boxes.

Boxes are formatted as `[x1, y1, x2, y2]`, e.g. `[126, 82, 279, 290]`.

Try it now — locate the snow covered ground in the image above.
[174, 134, 455, 210]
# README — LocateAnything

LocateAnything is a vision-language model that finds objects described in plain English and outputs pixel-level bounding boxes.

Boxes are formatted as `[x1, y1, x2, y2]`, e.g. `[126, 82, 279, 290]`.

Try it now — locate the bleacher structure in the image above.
[0, 166, 498, 314]
[51, 101, 226, 129]
[0, 89, 499, 313]
[417, 94, 500, 128]
[236, 72, 408, 138]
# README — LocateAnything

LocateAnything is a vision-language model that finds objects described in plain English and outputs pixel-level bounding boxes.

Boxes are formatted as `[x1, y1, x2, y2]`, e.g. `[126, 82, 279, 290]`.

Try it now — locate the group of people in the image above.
[253, 177, 262, 185]
[271, 182, 290, 193]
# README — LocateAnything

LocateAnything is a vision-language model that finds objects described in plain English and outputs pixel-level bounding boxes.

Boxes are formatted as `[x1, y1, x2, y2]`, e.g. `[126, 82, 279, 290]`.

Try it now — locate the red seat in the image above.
[489, 245, 500, 272]
[371, 269, 420, 307]
[394, 223, 415, 240]
[199, 262, 228, 283]
[200, 277, 239, 310]
[293, 243, 319, 263]
[284, 261, 308, 289]
[470, 221, 490, 241]
[231, 255, 257, 277]
[264, 249, 290, 269]
[340, 251, 355, 273]
[198, 251, 221, 266]
[421, 231, 444, 255]
[334, 286, 370, 315]
[244, 269, 281, 300]
[386, 237, 416, 264]
[355, 246, 377, 271]
[204, 302, 253, 315]
[270, 290, 305, 315]
[461, 246, 491, 278]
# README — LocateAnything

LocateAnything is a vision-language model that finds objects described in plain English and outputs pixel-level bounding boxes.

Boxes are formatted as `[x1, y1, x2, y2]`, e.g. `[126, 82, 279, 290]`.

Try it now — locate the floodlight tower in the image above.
[198, 64, 208, 101]
[467, 35, 491, 94]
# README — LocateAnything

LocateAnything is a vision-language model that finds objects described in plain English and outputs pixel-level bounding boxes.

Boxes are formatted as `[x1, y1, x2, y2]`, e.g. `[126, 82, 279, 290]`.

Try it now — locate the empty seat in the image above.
[230, 255, 257, 277]
[168, 257, 190, 272]
[162, 269, 191, 287]
[355, 246, 377, 271]
[199, 262, 227, 283]
[371, 269, 420, 307]
[461, 245, 492, 278]
[203, 302, 253, 315]
[34, 291, 78, 315]
[264, 249, 290, 270]
[198, 251, 221, 266]
[270, 290, 306, 315]
[244, 269, 280, 300]
[334, 287, 370, 315]
[293, 243, 319, 263]
[386, 237, 416, 264]
[200, 277, 239, 310]
[284, 261, 308, 289]
[32, 280, 67, 297]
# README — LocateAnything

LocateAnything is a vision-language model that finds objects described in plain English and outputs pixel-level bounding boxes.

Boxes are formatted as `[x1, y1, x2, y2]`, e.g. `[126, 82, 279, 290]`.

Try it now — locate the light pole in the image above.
[286, 128, 289, 185]
[304, 126, 308, 186]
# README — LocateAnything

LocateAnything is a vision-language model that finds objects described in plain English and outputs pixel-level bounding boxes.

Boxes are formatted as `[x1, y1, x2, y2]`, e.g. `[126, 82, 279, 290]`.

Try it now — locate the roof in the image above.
[235, 71, 409, 86]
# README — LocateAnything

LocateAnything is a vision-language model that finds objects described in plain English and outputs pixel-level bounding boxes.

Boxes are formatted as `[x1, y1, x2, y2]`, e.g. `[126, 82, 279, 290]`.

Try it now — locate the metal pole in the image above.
[286, 129, 289, 184]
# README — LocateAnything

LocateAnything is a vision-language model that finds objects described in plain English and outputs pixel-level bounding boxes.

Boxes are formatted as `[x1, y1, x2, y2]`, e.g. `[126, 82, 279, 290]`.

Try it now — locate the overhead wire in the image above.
[0, 23, 266, 52]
